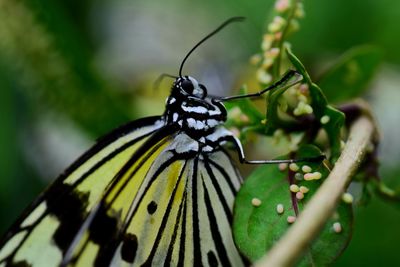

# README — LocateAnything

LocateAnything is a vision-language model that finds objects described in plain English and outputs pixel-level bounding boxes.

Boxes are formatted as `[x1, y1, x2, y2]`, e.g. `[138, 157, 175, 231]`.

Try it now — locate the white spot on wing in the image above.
[0, 231, 27, 261]
[14, 216, 63, 266]
[20, 202, 47, 228]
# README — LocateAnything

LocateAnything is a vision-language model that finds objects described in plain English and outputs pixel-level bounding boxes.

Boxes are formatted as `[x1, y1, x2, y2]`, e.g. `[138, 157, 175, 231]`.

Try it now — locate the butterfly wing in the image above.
[65, 142, 246, 266]
[0, 115, 246, 266]
[193, 151, 246, 267]
[0, 116, 166, 267]
[106, 149, 246, 267]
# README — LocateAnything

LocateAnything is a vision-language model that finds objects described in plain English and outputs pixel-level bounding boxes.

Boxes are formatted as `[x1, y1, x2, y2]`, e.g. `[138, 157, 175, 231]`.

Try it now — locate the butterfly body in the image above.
[164, 76, 233, 155]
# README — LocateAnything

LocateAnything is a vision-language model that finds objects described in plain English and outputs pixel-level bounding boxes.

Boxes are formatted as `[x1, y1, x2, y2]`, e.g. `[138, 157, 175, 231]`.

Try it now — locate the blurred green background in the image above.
[0, 0, 399, 266]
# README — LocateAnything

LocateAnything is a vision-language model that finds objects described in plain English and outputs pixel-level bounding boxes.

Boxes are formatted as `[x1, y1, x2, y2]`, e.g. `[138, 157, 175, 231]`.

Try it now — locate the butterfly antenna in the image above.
[178, 16, 245, 77]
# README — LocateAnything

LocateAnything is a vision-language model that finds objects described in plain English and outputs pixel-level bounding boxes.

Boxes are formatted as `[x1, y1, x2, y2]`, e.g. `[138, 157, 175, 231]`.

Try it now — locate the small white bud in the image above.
[276, 204, 284, 214]
[320, 115, 330, 124]
[251, 198, 262, 207]
[342, 193, 354, 204]
[303, 172, 322, 181]
[275, 0, 290, 12]
[278, 163, 288, 171]
[287, 216, 296, 224]
[295, 173, 303, 180]
[289, 163, 299, 172]
[333, 222, 342, 233]
[296, 191, 304, 200]
[302, 165, 312, 173]
[299, 186, 309, 193]
[290, 184, 300, 193]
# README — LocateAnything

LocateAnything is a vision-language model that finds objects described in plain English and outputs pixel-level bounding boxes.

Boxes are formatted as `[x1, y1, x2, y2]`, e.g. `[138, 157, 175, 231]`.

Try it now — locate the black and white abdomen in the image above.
[179, 100, 226, 132]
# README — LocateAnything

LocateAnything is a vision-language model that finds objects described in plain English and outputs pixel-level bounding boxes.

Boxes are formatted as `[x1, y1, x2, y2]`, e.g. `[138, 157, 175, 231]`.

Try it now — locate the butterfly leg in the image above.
[214, 70, 302, 102]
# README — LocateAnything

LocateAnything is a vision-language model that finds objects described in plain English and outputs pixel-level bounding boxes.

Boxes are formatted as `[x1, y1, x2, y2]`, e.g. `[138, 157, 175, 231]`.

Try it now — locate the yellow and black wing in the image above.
[0, 116, 165, 266]
[102, 149, 246, 266]
[0, 116, 246, 266]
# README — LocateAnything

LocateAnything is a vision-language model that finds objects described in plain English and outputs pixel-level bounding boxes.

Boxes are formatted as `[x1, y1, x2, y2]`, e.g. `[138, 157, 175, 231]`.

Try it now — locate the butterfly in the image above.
[0, 17, 322, 267]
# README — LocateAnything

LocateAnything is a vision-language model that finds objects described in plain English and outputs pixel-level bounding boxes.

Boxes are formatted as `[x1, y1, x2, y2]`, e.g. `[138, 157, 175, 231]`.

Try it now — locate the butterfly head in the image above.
[174, 76, 207, 99]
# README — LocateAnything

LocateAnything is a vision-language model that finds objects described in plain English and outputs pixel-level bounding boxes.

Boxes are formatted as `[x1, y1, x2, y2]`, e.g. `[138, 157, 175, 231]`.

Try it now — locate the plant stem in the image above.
[272, 0, 300, 79]
[254, 115, 375, 267]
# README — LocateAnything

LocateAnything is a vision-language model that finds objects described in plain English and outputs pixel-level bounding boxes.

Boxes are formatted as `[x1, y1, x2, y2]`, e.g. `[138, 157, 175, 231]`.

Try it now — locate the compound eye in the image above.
[181, 79, 194, 93]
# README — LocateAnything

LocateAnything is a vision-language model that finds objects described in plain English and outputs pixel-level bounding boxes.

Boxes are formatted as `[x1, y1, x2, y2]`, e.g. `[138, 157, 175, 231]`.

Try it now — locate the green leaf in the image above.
[287, 50, 345, 160]
[318, 45, 383, 103]
[233, 145, 353, 265]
